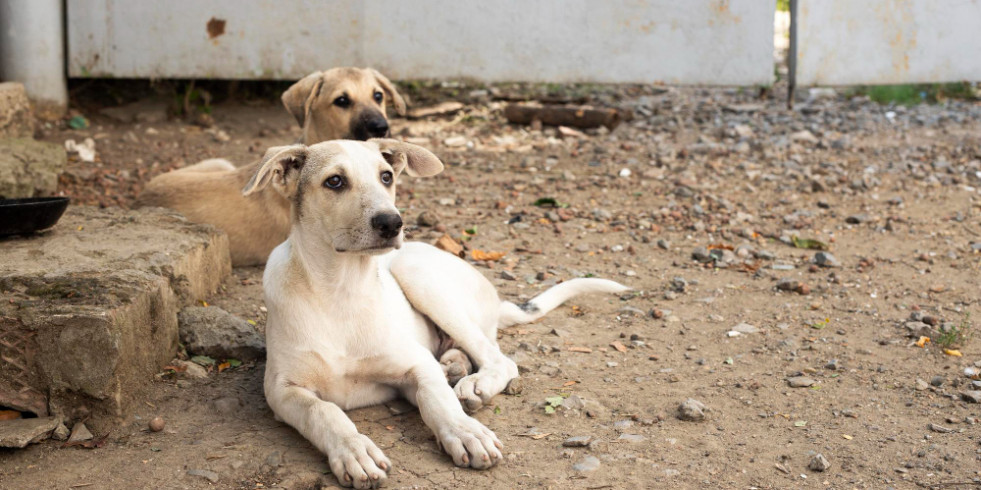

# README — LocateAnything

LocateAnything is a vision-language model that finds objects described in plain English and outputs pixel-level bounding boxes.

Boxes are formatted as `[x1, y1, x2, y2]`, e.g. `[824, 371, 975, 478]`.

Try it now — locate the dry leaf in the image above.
[562, 380, 579, 387]
[610, 341, 628, 353]
[471, 249, 506, 261]
[217, 361, 231, 373]
[568, 346, 592, 353]
[915, 336, 930, 348]
[842, 434, 853, 440]
[0, 410, 22, 421]
[435, 234, 463, 256]
[944, 349, 963, 357]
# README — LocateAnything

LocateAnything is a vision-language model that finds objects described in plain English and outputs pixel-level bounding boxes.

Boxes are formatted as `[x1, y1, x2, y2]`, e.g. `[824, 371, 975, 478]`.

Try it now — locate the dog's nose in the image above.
[366, 118, 389, 138]
[371, 213, 402, 239]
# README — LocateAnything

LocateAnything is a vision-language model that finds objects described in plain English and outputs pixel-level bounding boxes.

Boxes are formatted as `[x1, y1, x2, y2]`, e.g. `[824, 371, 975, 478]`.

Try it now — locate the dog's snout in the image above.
[371, 213, 402, 239]
[366, 118, 389, 138]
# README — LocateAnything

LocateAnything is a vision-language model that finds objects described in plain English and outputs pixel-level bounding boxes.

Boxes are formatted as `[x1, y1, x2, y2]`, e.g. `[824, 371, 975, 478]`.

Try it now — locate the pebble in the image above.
[678, 398, 707, 421]
[825, 359, 840, 370]
[68, 422, 93, 443]
[149, 416, 165, 432]
[504, 377, 524, 395]
[845, 214, 870, 224]
[812, 252, 840, 268]
[500, 270, 517, 281]
[691, 247, 711, 263]
[51, 422, 70, 441]
[657, 239, 670, 250]
[961, 391, 981, 403]
[787, 376, 816, 388]
[187, 469, 220, 483]
[572, 455, 601, 472]
[618, 434, 646, 443]
[809, 453, 831, 472]
[416, 210, 440, 227]
[563, 435, 593, 447]
[930, 376, 945, 387]
[730, 322, 760, 334]
[915, 378, 930, 391]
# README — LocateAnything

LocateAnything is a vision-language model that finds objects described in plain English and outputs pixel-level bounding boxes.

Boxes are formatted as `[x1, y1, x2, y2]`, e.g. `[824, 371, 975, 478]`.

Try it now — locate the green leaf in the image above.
[493, 406, 502, 415]
[68, 115, 89, 130]
[226, 359, 242, 368]
[464, 226, 478, 235]
[794, 420, 807, 427]
[724, 357, 734, 365]
[544, 405, 555, 414]
[247, 319, 257, 326]
[791, 236, 829, 251]
[545, 396, 564, 407]
[191, 355, 216, 367]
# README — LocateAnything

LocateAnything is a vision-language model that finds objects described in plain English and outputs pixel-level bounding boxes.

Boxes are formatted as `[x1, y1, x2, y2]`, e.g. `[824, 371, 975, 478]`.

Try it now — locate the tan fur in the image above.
[135, 67, 406, 266]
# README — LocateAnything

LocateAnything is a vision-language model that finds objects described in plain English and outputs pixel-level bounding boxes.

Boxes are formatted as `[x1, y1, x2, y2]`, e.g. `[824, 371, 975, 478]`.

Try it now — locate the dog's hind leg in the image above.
[265, 373, 390, 489]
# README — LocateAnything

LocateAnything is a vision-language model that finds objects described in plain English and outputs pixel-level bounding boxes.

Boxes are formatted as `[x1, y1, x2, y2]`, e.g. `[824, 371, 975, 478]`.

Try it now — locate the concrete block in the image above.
[0, 138, 66, 198]
[0, 82, 34, 138]
[0, 206, 230, 431]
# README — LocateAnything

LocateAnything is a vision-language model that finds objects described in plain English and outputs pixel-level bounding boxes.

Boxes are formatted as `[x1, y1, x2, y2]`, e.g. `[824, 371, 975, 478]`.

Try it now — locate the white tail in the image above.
[498, 278, 630, 328]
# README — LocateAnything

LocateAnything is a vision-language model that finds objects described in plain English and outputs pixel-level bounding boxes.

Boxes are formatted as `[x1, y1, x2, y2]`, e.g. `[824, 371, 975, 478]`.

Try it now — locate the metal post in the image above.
[787, 0, 798, 109]
[0, 0, 68, 119]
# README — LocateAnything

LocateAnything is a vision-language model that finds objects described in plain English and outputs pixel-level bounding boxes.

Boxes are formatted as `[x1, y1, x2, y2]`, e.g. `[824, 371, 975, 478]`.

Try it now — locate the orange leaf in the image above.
[610, 341, 628, 353]
[915, 336, 930, 348]
[944, 349, 963, 357]
[0, 410, 22, 421]
[217, 361, 231, 373]
[562, 380, 579, 387]
[471, 249, 506, 261]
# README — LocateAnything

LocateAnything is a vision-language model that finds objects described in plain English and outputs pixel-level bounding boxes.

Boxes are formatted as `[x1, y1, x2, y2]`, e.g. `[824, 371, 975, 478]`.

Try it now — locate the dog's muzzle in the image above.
[370, 212, 402, 239]
[352, 112, 390, 140]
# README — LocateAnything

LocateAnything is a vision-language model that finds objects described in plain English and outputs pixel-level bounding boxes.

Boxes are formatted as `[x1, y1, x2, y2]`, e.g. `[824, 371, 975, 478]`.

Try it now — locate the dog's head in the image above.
[242, 139, 442, 254]
[282, 67, 407, 144]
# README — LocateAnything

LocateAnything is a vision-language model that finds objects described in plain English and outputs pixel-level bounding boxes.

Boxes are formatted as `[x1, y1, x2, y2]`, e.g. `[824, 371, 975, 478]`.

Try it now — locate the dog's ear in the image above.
[242, 145, 308, 196]
[368, 68, 406, 116]
[372, 139, 443, 178]
[282, 72, 324, 128]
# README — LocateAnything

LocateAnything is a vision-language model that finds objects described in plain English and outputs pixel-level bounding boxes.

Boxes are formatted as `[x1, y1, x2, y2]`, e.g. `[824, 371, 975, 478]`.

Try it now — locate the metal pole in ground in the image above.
[0, 0, 68, 119]
[787, 0, 798, 109]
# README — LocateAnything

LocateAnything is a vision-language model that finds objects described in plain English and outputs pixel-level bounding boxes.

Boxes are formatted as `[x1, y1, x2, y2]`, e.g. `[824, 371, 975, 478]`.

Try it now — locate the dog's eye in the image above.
[380, 171, 393, 185]
[373, 91, 384, 103]
[333, 95, 351, 108]
[324, 175, 345, 189]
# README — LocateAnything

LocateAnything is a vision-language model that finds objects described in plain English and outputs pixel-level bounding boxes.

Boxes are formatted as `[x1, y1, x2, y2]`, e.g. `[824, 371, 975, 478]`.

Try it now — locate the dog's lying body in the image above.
[135, 67, 405, 266]
[248, 139, 628, 488]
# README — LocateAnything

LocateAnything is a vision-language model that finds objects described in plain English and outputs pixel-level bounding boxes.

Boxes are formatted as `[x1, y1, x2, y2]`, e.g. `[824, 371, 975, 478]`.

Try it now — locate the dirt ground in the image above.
[2, 81, 981, 489]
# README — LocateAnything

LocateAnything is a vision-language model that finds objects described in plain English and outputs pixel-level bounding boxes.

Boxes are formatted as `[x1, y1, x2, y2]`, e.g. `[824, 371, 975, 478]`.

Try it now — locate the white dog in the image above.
[244, 139, 628, 488]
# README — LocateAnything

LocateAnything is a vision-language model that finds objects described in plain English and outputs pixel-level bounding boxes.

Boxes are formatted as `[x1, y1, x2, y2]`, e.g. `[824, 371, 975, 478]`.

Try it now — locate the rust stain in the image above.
[207, 17, 226, 39]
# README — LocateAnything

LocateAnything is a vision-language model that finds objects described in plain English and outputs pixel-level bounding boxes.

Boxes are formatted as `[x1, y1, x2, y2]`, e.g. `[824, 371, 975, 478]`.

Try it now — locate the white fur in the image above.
[258, 140, 629, 488]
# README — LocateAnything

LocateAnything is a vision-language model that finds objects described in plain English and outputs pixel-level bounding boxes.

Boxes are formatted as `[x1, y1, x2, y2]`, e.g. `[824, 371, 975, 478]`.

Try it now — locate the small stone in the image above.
[500, 270, 517, 281]
[904, 321, 933, 338]
[825, 359, 840, 370]
[692, 247, 712, 263]
[809, 453, 831, 472]
[572, 455, 601, 472]
[416, 210, 440, 227]
[928, 423, 954, 434]
[961, 391, 981, 403]
[731, 322, 760, 334]
[68, 422, 94, 443]
[563, 436, 593, 447]
[787, 376, 816, 388]
[845, 214, 870, 224]
[178, 306, 265, 361]
[618, 434, 646, 443]
[172, 359, 209, 379]
[657, 239, 670, 250]
[915, 379, 930, 391]
[52, 422, 70, 441]
[504, 377, 524, 395]
[678, 398, 707, 421]
[812, 252, 840, 268]
[149, 417, 165, 432]
[930, 376, 945, 387]
[187, 469, 220, 483]
[618, 306, 645, 317]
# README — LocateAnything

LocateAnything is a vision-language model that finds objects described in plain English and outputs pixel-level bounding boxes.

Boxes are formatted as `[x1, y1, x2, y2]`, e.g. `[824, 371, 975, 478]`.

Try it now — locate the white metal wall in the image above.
[795, 0, 981, 86]
[66, 0, 776, 85]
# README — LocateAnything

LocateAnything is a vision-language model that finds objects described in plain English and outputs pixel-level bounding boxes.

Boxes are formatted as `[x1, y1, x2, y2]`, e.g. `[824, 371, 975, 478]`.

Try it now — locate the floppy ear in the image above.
[368, 68, 406, 116]
[372, 139, 444, 178]
[242, 145, 308, 196]
[281, 72, 324, 128]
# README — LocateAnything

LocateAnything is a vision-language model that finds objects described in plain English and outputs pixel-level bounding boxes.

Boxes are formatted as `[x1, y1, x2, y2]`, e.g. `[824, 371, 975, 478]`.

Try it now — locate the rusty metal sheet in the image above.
[796, 0, 981, 86]
[68, 0, 775, 84]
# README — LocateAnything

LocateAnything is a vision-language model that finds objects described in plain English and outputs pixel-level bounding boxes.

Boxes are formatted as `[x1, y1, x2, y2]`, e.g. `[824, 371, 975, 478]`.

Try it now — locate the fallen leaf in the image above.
[568, 346, 593, 353]
[199, 300, 209, 307]
[707, 243, 734, 251]
[794, 420, 807, 427]
[944, 349, 963, 357]
[434, 234, 463, 256]
[0, 410, 22, 421]
[562, 380, 579, 387]
[217, 361, 231, 373]
[915, 336, 930, 347]
[191, 355, 216, 367]
[227, 359, 242, 368]
[791, 236, 829, 251]
[530, 432, 551, 439]
[610, 340, 628, 353]
[63, 432, 110, 449]
[471, 249, 506, 261]
[842, 434, 853, 440]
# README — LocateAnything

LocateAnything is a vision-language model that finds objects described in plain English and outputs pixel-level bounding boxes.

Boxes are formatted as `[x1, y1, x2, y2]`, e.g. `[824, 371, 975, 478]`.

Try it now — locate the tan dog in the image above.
[135, 67, 406, 266]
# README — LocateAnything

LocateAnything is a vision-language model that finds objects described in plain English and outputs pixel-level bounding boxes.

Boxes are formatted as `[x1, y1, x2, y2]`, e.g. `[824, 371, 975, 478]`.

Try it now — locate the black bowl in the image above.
[0, 197, 70, 236]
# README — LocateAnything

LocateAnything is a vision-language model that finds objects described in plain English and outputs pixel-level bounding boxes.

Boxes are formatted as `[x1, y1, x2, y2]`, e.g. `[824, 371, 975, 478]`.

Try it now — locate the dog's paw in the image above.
[436, 416, 503, 470]
[327, 433, 391, 489]
[440, 348, 473, 386]
[453, 360, 517, 413]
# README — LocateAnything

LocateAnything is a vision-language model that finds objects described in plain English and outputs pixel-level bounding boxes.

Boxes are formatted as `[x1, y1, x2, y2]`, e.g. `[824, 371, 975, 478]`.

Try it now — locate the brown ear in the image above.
[242, 145, 308, 196]
[372, 139, 443, 178]
[368, 68, 406, 116]
[281, 72, 324, 128]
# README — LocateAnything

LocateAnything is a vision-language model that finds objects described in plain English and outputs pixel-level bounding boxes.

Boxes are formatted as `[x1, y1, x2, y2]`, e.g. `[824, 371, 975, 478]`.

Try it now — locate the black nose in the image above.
[366, 118, 389, 138]
[371, 213, 402, 239]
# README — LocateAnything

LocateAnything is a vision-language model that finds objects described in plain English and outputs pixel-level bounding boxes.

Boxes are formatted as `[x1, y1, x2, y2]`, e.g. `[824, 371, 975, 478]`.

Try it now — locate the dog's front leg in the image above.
[266, 378, 390, 489]
[401, 358, 504, 469]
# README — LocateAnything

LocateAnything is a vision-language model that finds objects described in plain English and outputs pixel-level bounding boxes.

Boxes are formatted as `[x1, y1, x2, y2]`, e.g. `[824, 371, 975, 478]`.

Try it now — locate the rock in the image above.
[787, 376, 816, 388]
[212, 397, 242, 416]
[961, 391, 981, 403]
[692, 247, 712, 263]
[730, 322, 760, 334]
[776, 277, 809, 295]
[618, 306, 645, 317]
[845, 214, 870, 224]
[187, 469, 220, 483]
[416, 210, 440, 227]
[809, 453, 831, 472]
[790, 130, 818, 144]
[904, 321, 934, 338]
[68, 422, 93, 443]
[678, 398, 707, 421]
[930, 376, 945, 387]
[0, 138, 66, 198]
[618, 434, 646, 443]
[178, 306, 265, 361]
[657, 239, 670, 250]
[149, 417, 165, 432]
[915, 378, 930, 391]
[0, 82, 35, 138]
[563, 435, 593, 447]
[826, 359, 840, 370]
[0, 417, 60, 448]
[929, 423, 954, 434]
[442, 135, 468, 147]
[572, 455, 601, 473]
[812, 252, 840, 268]
[51, 422, 70, 441]
[172, 359, 209, 379]
[500, 270, 517, 281]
